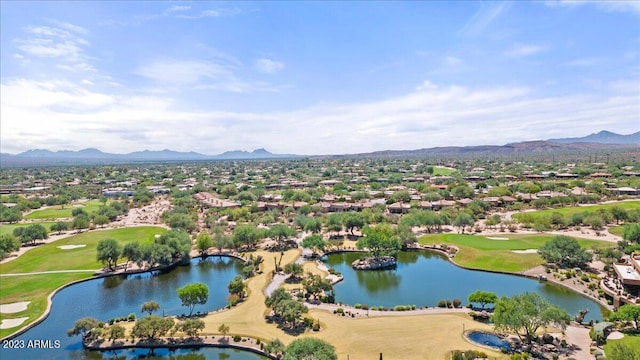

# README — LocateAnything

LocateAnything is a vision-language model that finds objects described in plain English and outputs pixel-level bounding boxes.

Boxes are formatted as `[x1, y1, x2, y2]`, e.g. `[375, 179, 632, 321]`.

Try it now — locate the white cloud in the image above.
[546, 0, 640, 16]
[1, 78, 637, 155]
[254, 58, 285, 74]
[563, 57, 604, 67]
[135, 58, 283, 93]
[505, 44, 549, 57]
[459, 2, 509, 36]
[13, 22, 95, 73]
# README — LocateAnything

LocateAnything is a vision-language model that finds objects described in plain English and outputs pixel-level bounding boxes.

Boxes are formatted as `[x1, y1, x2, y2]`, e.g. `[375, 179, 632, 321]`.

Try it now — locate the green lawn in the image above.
[603, 333, 640, 358]
[512, 201, 640, 223]
[418, 233, 615, 273]
[0, 226, 166, 339]
[24, 200, 105, 220]
[0, 226, 165, 274]
[0, 222, 56, 236]
[433, 166, 457, 176]
[0, 272, 91, 339]
[609, 226, 625, 237]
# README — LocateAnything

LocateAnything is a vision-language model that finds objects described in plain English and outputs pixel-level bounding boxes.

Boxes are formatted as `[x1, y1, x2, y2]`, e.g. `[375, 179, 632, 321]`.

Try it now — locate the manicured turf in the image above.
[24, 200, 105, 220]
[0, 272, 91, 339]
[512, 201, 640, 223]
[0, 226, 165, 274]
[418, 233, 615, 273]
[433, 166, 457, 176]
[0, 222, 56, 236]
[608, 225, 625, 237]
[0, 226, 165, 338]
[603, 333, 640, 357]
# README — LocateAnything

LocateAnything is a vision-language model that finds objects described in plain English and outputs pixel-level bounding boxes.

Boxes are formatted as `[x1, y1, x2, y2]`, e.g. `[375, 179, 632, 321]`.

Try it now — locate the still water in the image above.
[325, 251, 605, 321]
[1, 256, 267, 360]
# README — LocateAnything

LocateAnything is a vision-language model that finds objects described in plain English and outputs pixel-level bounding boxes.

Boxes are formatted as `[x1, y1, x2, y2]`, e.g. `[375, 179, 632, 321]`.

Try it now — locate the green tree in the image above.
[96, 238, 122, 271]
[71, 214, 90, 231]
[131, 315, 174, 340]
[357, 224, 402, 258]
[268, 224, 297, 247]
[283, 338, 337, 360]
[0, 234, 21, 260]
[452, 213, 474, 234]
[155, 230, 192, 263]
[122, 241, 141, 271]
[177, 282, 209, 316]
[538, 235, 592, 268]
[50, 221, 69, 234]
[284, 262, 304, 280]
[227, 275, 245, 298]
[0, 205, 22, 223]
[106, 324, 125, 341]
[610, 206, 628, 225]
[303, 218, 323, 233]
[166, 213, 197, 233]
[492, 292, 570, 344]
[344, 212, 366, 236]
[468, 290, 498, 310]
[196, 232, 213, 255]
[451, 185, 474, 199]
[67, 317, 100, 339]
[178, 318, 205, 338]
[218, 323, 230, 339]
[13, 223, 48, 245]
[93, 214, 110, 228]
[301, 234, 326, 255]
[264, 338, 285, 356]
[141, 300, 160, 316]
[623, 223, 640, 243]
[609, 304, 640, 329]
[232, 224, 263, 249]
[211, 227, 234, 253]
[326, 213, 343, 235]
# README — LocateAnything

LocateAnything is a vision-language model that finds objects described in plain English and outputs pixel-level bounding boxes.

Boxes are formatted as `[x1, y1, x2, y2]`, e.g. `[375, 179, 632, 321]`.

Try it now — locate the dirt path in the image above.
[564, 325, 591, 360]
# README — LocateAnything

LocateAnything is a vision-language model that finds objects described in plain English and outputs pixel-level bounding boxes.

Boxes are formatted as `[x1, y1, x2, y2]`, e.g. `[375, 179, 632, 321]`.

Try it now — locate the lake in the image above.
[324, 251, 605, 321]
[1, 256, 267, 360]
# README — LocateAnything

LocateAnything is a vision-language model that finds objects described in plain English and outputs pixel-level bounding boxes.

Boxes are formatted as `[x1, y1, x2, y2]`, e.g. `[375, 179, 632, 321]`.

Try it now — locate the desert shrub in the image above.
[233, 335, 241, 342]
[452, 299, 462, 308]
[127, 313, 136, 321]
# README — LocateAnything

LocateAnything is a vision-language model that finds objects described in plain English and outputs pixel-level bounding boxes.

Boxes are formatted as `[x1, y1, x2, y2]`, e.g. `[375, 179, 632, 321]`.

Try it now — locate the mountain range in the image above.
[1, 130, 638, 166]
[547, 130, 640, 144]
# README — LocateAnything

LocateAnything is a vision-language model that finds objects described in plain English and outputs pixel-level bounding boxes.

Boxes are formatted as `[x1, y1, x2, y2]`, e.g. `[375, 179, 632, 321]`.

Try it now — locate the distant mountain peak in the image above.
[252, 148, 270, 154]
[548, 130, 640, 145]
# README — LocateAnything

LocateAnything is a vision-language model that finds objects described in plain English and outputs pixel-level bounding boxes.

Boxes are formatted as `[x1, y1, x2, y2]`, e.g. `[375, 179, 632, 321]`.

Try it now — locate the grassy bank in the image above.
[418, 233, 615, 273]
[24, 200, 104, 220]
[0, 222, 56, 236]
[0, 226, 165, 273]
[512, 201, 640, 223]
[0, 226, 166, 339]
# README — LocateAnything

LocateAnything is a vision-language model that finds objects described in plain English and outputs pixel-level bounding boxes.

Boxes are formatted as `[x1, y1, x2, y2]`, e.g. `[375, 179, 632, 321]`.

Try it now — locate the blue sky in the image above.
[1, 1, 638, 155]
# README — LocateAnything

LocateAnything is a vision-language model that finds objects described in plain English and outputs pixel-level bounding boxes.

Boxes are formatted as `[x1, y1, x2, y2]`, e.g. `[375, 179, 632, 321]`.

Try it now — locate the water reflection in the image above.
[326, 250, 605, 321]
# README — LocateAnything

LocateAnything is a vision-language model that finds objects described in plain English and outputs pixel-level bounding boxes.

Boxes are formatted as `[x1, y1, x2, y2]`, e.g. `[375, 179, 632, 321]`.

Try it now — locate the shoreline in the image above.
[0, 253, 246, 342]
[84, 336, 277, 359]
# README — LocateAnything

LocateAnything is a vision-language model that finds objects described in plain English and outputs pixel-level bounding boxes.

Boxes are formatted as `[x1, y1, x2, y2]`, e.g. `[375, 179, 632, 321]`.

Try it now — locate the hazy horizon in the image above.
[1, 1, 639, 155]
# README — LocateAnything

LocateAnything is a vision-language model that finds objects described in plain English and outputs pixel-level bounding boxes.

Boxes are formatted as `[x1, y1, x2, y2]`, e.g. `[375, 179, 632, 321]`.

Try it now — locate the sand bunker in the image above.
[512, 249, 538, 254]
[486, 237, 509, 240]
[0, 301, 30, 313]
[57, 244, 86, 250]
[0, 317, 28, 329]
[607, 331, 624, 340]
